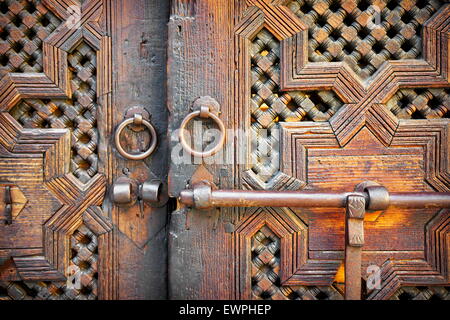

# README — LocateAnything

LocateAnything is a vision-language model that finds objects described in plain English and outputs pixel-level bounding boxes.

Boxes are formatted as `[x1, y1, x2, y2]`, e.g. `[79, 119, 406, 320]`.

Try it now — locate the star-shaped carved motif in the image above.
[235, 0, 450, 300]
[0, 0, 111, 282]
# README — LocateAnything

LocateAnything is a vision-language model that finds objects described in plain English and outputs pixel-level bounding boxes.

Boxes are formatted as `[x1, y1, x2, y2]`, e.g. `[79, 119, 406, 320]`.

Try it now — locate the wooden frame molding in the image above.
[368, 209, 450, 299]
[281, 120, 450, 192]
[235, 0, 307, 191]
[234, 207, 342, 299]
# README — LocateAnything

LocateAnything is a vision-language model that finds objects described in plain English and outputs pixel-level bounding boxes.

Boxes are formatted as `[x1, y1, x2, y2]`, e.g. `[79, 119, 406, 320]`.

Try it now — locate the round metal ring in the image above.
[179, 109, 226, 158]
[115, 116, 157, 160]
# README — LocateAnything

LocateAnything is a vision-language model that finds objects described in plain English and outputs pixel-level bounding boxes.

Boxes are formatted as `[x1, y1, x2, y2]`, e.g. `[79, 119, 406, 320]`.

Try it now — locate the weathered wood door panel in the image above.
[0, 0, 448, 301]
[168, 0, 450, 300]
[0, 0, 168, 300]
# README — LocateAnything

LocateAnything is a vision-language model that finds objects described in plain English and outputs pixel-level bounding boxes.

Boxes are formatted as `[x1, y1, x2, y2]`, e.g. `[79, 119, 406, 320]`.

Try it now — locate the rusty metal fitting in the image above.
[115, 113, 158, 160]
[112, 177, 133, 204]
[354, 181, 389, 211]
[365, 185, 390, 210]
[192, 182, 213, 209]
[139, 180, 163, 204]
[133, 113, 143, 126]
[199, 106, 210, 118]
[179, 98, 226, 158]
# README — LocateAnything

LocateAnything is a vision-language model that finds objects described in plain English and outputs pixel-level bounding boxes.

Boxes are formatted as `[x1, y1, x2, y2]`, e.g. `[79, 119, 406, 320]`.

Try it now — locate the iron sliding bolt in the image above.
[179, 181, 450, 210]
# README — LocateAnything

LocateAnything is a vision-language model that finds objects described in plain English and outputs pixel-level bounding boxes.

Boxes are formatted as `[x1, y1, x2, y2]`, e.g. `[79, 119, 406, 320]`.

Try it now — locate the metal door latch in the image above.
[1, 186, 12, 225]
[178, 97, 226, 158]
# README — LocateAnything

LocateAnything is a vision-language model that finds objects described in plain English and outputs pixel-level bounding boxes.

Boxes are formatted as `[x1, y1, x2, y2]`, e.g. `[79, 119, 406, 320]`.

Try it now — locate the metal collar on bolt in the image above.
[115, 113, 158, 160]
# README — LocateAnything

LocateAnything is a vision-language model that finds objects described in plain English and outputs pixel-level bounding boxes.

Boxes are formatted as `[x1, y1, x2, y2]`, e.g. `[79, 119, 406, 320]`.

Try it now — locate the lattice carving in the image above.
[389, 286, 450, 300]
[251, 29, 343, 127]
[0, 0, 61, 76]
[251, 226, 343, 300]
[249, 28, 343, 186]
[287, 0, 444, 80]
[0, 224, 98, 300]
[10, 41, 98, 183]
[386, 88, 449, 119]
[235, 0, 450, 300]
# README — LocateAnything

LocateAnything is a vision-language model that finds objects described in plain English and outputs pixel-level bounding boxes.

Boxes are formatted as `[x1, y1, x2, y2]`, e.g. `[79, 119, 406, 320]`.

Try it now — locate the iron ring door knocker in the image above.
[179, 105, 226, 157]
[115, 113, 158, 160]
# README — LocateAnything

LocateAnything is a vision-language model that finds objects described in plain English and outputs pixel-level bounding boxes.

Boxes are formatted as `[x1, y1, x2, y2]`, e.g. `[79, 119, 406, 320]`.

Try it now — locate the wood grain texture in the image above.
[108, 0, 169, 299]
[168, 0, 237, 299]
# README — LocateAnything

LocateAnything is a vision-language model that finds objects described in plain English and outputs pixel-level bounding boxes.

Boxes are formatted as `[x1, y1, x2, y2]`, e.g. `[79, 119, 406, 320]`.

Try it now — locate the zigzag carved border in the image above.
[280, 120, 449, 192]
[368, 209, 450, 300]
[234, 206, 341, 299]
[280, 3, 450, 146]
[234, 0, 449, 299]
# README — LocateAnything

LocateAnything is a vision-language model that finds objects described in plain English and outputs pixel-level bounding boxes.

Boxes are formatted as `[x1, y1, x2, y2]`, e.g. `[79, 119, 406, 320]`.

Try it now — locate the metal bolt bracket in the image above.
[113, 176, 168, 209]
[355, 181, 389, 211]
[139, 180, 168, 208]
[112, 176, 137, 205]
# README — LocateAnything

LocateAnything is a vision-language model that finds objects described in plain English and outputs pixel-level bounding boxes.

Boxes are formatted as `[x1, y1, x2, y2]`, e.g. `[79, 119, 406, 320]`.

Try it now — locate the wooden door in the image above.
[0, 0, 168, 299]
[168, 0, 450, 300]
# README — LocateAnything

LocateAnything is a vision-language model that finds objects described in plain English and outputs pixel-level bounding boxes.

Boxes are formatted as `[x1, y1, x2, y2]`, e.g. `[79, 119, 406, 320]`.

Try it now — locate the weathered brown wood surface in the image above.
[0, 0, 169, 300]
[108, 0, 169, 300]
[168, 0, 450, 300]
[168, 0, 240, 299]
[0, 0, 448, 301]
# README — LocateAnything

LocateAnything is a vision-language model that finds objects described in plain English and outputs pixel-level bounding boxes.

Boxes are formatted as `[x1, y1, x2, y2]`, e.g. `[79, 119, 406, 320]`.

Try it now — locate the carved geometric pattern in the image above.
[251, 29, 343, 128]
[279, 1, 450, 146]
[389, 286, 450, 300]
[386, 88, 449, 119]
[367, 209, 450, 299]
[251, 225, 343, 300]
[236, 0, 450, 300]
[277, 121, 449, 299]
[281, 120, 449, 193]
[0, 224, 98, 300]
[234, 207, 342, 299]
[0, 0, 62, 76]
[0, 0, 116, 299]
[10, 41, 98, 183]
[246, 28, 343, 188]
[0, 184, 27, 222]
[287, 0, 444, 79]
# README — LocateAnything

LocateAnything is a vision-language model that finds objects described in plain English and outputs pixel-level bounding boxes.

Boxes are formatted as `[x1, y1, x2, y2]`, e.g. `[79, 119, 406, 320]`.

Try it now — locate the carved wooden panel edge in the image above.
[0, 0, 117, 299]
[367, 208, 450, 300]
[1, 216, 110, 300]
[279, 121, 449, 299]
[233, 206, 342, 299]
[280, 119, 449, 193]
[279, 2, 450, 146]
